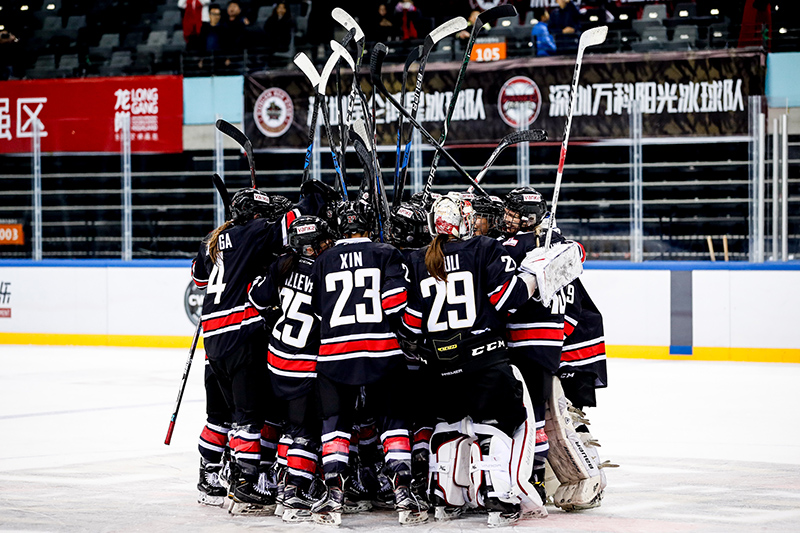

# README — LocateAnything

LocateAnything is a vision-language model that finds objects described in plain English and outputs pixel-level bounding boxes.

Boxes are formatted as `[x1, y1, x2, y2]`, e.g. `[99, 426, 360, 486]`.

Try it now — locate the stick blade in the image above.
[330, 40, 355, 70]
[476, 4, 517, 26]
[427, 16, 468, 46]
[579, 25, 609, 49]
[212, 173, 231, 219]
[509, 129, 548, 143]
[215, 119, 249, 149]
[370, 43, 388, 81]
[331, 7, 364, 42]
[318, 50, 342, 94]
[351, 118, 371, 147]
[293, 52, 320, 87]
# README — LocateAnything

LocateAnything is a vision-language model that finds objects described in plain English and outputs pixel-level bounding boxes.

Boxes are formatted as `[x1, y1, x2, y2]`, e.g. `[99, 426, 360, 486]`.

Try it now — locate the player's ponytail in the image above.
[206, 220, 233, 264]
[425, 234, 451, 282]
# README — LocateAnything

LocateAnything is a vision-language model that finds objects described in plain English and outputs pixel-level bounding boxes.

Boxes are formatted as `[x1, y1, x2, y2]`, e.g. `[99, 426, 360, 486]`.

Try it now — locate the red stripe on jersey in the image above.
[403, 312, 422, 328]
[230, 437, 260, 454]
[322, 437, 350, 456]
[413, 428, 433, 444]
[268, 351, 317, 372]
[319, 338, 400, 355]
[489, 280, 510, 307]
[284, 210, 298, 234]
[194, 280, 208, 288]
[564, 322, 575, 337]
[381, 290, 407, 311]
[288, 455, 317, 474]
[562, 342, 605, 362]
[278, 443, 289, 460]
[200, 425, 228, 447]
[383, 436, 411, 452]
[203, 307, 260, 332]
[508, 326, 564, 342]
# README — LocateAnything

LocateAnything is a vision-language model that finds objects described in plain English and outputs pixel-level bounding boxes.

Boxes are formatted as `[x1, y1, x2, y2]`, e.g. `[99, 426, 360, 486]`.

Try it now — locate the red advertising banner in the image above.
[0, 75, 183, 154]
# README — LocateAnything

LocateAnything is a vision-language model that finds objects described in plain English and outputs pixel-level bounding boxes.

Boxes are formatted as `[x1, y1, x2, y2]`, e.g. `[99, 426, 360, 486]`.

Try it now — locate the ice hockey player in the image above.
[467, 193, 505, 238]
[195, 360, 232, 507]
[309, 200, 426, 526]
[401, 192, 549, 526]
[190, 181, 336, 515]
[247, 215, 335, 522]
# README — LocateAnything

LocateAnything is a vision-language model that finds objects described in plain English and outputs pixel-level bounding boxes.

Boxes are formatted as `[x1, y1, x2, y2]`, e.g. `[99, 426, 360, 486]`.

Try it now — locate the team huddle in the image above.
[189, 180, 613, 527]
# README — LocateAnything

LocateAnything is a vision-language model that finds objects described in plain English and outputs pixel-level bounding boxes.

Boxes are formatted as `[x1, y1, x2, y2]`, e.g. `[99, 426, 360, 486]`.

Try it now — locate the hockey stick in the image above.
[164, 320, 202, 445]
[394, 45, 422, 205]
[370, 44, 489, 197]
[331, 9, 365, 137]
[352, 117, 390, 241]
[212, 173, 231, 220]
[317, 49, 349, 200]
[215, 119, 256, 188]
[544, 25, 608, 250]
[422, 4, 517, 205]
[293, 53, 322, 184]
[467, 129, 548, 192]
[334, 29, 357, 186]
[396, 17, 467, 207]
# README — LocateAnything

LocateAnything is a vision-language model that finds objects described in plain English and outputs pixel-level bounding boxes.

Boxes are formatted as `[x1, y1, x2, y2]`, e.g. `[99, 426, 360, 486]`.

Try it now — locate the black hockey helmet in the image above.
[387, 202, 431, 249]
[503, 187, 547, 234]
[466, 193, 505, 238]
[336, 199, 374, 235]
[266, 195, 293, 222]
[230, 188, 286, 224]
[287, 215, 334, 258]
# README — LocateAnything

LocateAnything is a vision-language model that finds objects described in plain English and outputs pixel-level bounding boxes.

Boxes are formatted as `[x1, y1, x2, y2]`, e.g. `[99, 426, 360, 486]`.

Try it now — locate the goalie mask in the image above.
[387, 203, 431, 249]
[230, 188, 285, 225]
[503, 187, 547, 235]
[428, 192, 474, 239]
[287, 215, 334, 258]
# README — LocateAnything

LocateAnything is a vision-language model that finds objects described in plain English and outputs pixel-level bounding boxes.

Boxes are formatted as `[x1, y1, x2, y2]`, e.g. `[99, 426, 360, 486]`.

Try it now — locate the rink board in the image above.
[0, 260, 799, 362]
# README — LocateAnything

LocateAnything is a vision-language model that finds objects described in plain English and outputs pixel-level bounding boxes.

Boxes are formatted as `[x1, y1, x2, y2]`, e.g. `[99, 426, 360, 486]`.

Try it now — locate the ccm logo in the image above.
[471, 339, 506, 356]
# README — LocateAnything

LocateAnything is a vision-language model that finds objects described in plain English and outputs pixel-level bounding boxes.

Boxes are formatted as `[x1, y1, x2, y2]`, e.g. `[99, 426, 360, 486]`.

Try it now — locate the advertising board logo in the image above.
[254, 87, 294, 138]
[184, 280, 203, 326]
[0, 281, 11, 318]
[498, 76, 542, 128]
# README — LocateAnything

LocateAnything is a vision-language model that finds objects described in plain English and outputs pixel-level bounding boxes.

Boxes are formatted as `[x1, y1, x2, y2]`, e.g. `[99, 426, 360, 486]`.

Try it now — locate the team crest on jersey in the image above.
[254, 87, 294, 138]
[296, 224, 317, 234]
[498, 76, 542, 128]
[503, 238, 518, 247]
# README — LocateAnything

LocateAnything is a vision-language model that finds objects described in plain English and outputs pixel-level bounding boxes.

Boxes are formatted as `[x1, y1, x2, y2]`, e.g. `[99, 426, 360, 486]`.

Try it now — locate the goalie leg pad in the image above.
[429, 421, 472, 510]
[544, 376, 603, 511]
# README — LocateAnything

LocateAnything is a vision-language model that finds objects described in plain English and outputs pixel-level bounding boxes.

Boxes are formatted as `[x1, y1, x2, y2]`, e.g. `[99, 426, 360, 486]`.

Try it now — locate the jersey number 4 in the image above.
[207, 261, 227, 304]
[420, 271, 477, 332]
[326, 268, 382, 328]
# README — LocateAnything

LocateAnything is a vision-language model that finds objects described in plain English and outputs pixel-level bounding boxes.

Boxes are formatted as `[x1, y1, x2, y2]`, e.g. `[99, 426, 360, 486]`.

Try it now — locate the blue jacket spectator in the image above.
[531, 10, 556, 56]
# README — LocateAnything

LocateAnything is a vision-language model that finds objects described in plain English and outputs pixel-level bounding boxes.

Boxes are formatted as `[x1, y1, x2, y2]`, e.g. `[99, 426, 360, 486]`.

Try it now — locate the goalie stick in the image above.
[422, 4, 517, 205]
[544, 25, 608, 250]
[370, 43, 489, 197]
[467, 129, 548, 192]
[293, 53, 322, 184]
[164, 320, 202, 445]
[215, 119, 256, 188]
[395, 17, 468, 206]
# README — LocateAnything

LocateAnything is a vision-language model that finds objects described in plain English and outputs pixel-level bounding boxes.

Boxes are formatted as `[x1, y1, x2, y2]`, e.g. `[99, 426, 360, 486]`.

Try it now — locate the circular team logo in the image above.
[184, 280, 204, 326]
[469, 0, 507, 11]
[254, 87, 294, 138]
[497, 76, 542, 129]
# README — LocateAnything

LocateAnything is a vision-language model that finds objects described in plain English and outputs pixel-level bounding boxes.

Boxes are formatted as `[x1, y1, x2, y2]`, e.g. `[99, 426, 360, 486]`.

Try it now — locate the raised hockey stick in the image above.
[370, 43, 489, 197]
[332, 9, 365, 135]
[467, 129, 548, 192]
[215, 119, 256, 188]
[544, 25, 608, 250]
[352, 117, 390, 240]
[317, 49, 349, 200]
[334, 29, 357, 185]
[422, 4, 517, 205]
[394, 45, 422, 205]
[212, 173, 231, 220]
[164, 320, 202, 445]
[293, 53, 322, 184]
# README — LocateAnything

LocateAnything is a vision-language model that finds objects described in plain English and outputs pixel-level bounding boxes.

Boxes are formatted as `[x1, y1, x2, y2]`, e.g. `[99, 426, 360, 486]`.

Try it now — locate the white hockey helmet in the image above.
[428, 192, 475, 239]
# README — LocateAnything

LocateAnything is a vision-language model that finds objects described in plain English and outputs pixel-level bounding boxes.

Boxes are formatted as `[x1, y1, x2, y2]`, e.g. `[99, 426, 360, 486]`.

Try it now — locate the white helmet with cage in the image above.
[428, 192, 475, 239]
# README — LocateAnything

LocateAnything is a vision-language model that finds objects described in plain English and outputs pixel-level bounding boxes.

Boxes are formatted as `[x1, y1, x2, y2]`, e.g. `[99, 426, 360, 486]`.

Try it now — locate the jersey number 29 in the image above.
[420, 271, 477, 332]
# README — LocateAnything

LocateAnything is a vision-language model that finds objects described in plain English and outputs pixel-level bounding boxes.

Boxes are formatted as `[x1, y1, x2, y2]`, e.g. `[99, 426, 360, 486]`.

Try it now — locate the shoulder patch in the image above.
[503, 238, 518, 247]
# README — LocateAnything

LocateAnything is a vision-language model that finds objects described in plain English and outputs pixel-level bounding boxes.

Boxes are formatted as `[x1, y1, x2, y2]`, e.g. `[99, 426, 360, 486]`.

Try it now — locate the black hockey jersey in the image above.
[310, 237, 409, 386]
[560, 278, 607, 388]
[248, 255, 319, 400]
[191, 193, 327, 359]
[403, 236, 532, 376]
[501, 230, 565, 374]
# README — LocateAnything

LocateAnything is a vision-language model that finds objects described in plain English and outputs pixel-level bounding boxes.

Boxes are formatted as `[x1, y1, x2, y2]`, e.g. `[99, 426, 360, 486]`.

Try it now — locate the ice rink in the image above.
[1, 345, 799, 532]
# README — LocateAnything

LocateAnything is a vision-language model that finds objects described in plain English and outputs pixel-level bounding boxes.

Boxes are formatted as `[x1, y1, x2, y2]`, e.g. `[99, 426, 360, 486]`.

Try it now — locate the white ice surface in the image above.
[1, 346, 799, 532]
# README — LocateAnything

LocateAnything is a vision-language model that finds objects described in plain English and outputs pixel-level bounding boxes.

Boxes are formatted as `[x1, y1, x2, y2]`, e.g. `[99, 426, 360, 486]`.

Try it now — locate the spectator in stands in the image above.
[220, 0, 249, 56]
[204, 4, 224, 52]
[457, 10, 480, 40]
[549, 0, 581, 35]
[530, 8, 556, 56]
[179, 0, 210, 50]
[394, 0, 422, 40]
[263, 2, 293, 53]
[369, 3, 397, 43]
[0, 30, 19, 80]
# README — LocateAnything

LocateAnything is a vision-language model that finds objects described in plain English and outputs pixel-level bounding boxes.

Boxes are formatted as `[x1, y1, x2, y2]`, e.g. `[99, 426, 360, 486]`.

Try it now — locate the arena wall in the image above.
[0, 260, 798, 363]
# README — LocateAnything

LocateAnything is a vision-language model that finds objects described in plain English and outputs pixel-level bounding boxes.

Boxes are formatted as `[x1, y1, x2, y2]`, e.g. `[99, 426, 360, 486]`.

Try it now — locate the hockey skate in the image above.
[229, 470, 277, 516]
[311, 485, 345, 526]
[343, 472, 373, 513]
[393, 481, 429, 525]
[485, 498, 521, 528]
[372, 470, 396, 510]
[197, 459, 226, 507]
[281, 484, 314, 523]
[273, 465, 287, 517]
